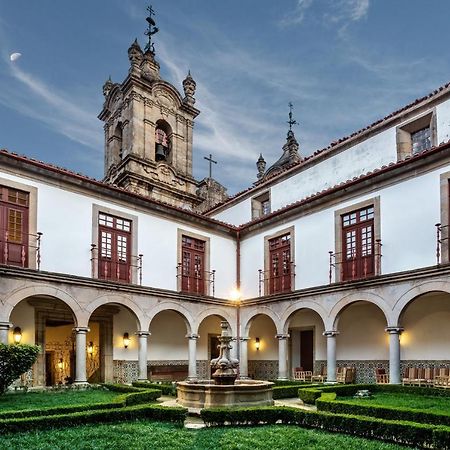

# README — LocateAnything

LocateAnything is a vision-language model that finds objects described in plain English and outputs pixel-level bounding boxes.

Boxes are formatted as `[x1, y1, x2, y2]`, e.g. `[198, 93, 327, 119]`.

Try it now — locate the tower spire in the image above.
[287, 102, 298, 133]
[144, 5, 159, 54]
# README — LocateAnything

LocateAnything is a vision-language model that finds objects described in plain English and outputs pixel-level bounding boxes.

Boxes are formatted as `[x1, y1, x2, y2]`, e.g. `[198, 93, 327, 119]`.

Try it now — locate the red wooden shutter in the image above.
[0, 186, 29, 267]
[269, 233, 291, 294]
[98, 214, 131, 283]
[181, 236, 205, 294]
[342, 206, 374, 281]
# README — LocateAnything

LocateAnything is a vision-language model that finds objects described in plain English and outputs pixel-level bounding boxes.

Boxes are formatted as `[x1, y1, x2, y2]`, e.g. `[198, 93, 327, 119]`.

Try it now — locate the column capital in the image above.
[186, 333, 200, 340]
[136, 331, 151, 337]
[275, 334, 290, 340]
[0, 322, 12, 330]
[385, 326, 404, 334]
[323, 330, 339, 337]
[73, 327, 90, 334]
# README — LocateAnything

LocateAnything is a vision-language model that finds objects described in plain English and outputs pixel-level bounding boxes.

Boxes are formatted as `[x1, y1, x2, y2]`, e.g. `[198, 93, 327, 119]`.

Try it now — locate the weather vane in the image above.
[287, 102, 298, 131]
[144, 5, 159, 54]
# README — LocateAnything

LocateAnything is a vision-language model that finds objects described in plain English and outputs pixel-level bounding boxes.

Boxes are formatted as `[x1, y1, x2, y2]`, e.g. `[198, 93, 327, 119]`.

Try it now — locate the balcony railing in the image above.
[0, 229, 43, 270]
[329, 239, 382, 284]
[176, 263, 216, 297]
[435, 223, 449, 265]
[258, 262, 296, 297]
[90, 244, 143, 285]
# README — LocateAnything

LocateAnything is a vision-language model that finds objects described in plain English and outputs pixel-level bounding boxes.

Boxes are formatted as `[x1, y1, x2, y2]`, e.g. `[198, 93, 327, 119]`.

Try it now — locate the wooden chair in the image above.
[402, 367, 418, 386]
[337, 367, 356, 384]
[311, 365, 327, 383]
[375, 368, 389, 384]
[434, 367, 450, 388]
[292, 366, 303, 380]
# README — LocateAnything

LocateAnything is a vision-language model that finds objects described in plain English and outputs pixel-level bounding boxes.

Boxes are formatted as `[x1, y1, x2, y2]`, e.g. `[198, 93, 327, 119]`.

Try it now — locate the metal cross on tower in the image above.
[204, 154, 217, 179]
[144, 5, 159, 54]
[287, 102, 298, 131]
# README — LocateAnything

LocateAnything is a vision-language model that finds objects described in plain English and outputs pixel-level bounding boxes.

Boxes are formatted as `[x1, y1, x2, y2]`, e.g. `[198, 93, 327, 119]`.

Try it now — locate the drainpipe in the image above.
[236, 230, 241, 370]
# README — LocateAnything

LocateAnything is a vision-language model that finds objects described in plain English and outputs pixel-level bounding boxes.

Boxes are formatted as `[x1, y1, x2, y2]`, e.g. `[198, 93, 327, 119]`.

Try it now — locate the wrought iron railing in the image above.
[90, 244, 143, 285]
[258, 262, 296, 297]
[435, 223, 449, 265]
[328, 239, 382, 284]
[176, 263, 216, 297]
[0, 229, 42, 270]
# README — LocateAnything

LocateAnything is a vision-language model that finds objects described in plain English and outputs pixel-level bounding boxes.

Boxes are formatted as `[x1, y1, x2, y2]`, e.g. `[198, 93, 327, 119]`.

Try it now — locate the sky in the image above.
[1, 0, 450, 194]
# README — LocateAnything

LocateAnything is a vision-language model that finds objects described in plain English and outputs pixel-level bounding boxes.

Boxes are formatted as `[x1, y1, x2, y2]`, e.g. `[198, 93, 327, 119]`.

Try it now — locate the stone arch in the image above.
[281, 301, 328, 334]
[328, 291, 391, 330]
[82, 294, 146, 330]
[147, 301, 194, 334]
[242, 307, 282, 336]
[193, 308, 236, 336]
[2, 284, 82, 326]
[392, 280, 450, 325]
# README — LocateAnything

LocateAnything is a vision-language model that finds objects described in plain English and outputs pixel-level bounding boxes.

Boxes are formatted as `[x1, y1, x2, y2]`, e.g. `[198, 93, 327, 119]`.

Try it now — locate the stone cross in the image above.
[204, 154, 217, 179]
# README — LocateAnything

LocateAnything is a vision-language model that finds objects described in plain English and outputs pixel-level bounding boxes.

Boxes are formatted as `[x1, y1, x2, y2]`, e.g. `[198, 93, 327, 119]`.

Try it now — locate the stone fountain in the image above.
[177, 321, 273, 409]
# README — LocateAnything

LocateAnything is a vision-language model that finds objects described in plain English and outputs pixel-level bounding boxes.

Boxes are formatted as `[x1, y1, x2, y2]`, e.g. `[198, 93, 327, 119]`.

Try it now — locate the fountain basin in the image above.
[177, 379, 274, 409]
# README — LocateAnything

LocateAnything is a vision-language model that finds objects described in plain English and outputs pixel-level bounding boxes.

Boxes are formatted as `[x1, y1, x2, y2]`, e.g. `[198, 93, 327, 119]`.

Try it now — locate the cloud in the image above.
[279, 0, 314, 27]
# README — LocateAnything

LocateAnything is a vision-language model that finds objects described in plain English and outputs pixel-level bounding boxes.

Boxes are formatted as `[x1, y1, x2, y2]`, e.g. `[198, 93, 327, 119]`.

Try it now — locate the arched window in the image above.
[155, 120, 171, 163]
[113, 122, 123, 161]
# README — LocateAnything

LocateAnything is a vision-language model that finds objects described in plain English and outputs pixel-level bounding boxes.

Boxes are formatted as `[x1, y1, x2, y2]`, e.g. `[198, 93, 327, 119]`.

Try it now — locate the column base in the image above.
[277, 377, 289, 381]
[73, 381, 89, 388]
[137, 378, 149, 383]
[186, 376, 198, 381]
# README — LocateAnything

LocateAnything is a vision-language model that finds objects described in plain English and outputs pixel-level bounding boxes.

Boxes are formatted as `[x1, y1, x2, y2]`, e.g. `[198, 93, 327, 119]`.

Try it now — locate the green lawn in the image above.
[0, 389, 119, 412]
[339, 392, 450, 415]
[0, 420, 411, 450]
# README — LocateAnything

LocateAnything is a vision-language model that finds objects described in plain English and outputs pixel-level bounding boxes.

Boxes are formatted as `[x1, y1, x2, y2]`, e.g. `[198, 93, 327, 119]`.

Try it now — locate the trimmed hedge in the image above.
[0, 404, 187, 434]
[200, 406, 450, 449]
[273, 384, 309, 399]
[298, 383, 450, 405]
[317, 394, 450, 427]
[132, 381, 176, 396]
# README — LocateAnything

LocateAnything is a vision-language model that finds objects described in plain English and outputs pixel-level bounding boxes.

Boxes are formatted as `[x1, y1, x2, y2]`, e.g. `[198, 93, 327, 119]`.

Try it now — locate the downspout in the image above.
[236, 229, 241, 368]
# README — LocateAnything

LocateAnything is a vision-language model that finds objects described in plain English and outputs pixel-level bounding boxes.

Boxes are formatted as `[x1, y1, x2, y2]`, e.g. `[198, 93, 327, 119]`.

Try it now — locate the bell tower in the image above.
[98, 6, 201, 208]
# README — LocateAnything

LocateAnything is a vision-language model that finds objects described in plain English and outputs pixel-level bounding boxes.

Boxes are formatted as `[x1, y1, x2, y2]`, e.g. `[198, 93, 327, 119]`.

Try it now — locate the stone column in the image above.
[136, 331, 150, 382]
[324, 330, 339, 383]
[186, 333, 199, 380]
[239, 337, 250, 379]
[73, 327, 89, 384]
[386, 326, 403, 385]
[276, 334, 290, 380]
[0, 322, 11, 344]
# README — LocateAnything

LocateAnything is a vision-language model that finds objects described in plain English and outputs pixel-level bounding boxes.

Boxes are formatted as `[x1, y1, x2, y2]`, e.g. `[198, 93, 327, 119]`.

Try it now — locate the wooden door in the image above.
[300, 330, 314, 372]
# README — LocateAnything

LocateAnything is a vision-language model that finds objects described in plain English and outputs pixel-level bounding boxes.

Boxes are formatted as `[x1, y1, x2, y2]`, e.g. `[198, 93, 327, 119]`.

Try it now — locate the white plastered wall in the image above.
[248, 315, 278, 360]
[0, 170, 236, 297]
[9, 301, 35, 345]
[336, 302, 388, 360]
[197, 315, 222, 360]
[113, 307, 139, 361]
[400, 292, 450, 360]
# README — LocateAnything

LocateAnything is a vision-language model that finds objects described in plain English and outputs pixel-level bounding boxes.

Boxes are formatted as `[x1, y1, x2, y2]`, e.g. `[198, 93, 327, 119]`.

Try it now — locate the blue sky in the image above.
[1, 0, 450, 194]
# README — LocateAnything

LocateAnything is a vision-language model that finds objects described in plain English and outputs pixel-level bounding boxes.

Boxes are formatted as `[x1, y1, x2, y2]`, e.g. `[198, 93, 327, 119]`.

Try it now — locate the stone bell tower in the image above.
[98, 7, 201, 208]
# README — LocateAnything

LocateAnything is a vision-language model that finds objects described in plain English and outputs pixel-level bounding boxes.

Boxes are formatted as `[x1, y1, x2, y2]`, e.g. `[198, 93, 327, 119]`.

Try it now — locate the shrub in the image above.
[0, 344, 40, 394]
[124, 389, 161, 405]
[0, 404, 187, 434]
[132, 381, 176, 396]
[273, 384, 307, 399]
[200, 406, 447, 448]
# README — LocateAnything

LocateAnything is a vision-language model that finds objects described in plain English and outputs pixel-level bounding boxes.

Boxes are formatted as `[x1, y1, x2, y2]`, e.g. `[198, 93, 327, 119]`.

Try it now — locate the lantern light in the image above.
[255, 337, 260, 351]
[123, 332, 130, 349]
[87, 341, 94, 355]
[13, 327, 22, 344]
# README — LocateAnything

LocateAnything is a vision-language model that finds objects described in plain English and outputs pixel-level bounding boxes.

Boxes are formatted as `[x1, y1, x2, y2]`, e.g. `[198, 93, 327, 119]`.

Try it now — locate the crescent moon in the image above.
[10, 52, 22, 62]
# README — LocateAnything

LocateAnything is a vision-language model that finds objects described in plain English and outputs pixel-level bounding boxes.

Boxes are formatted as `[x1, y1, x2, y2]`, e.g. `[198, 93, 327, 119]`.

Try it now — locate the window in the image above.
[341, 206, 375, 281]
[268, 233, 292, 294]
[98, 213, 131, 282]
[0, 185, 29, 267]
[181, 235, 206, 294]
[397, 111, 436, 159]
[252, 191, 271, 219]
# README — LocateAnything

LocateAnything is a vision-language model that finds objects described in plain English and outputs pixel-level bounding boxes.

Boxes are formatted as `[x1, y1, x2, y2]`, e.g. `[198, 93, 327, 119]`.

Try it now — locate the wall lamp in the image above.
[57, 358, 64, 370]
[13, 327, 22, 344]
[255, 337, 260, 351]
[87, 341, 94, 355]
[123, 332, 130, 349]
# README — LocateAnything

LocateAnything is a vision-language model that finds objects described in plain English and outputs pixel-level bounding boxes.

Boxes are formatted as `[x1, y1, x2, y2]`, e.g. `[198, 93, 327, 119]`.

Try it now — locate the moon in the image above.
[10, 52, 22, 62]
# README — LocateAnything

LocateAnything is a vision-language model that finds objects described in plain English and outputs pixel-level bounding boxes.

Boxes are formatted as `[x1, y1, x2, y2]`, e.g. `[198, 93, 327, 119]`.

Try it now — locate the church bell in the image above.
[155, 143, 167, 161]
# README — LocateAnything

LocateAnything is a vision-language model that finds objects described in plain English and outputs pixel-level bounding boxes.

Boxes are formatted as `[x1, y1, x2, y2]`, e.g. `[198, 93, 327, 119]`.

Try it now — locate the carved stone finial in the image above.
[257, 153, 266, 179]
[102, 76, 113, 98]
[128, 39, 143, 74]
[183, 70, 196, 106]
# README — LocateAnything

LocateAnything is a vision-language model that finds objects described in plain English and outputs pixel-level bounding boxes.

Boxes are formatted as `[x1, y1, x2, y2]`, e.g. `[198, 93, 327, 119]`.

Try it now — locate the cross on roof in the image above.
[287, 102, 298, 131]
[204, 153, 217, 179]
